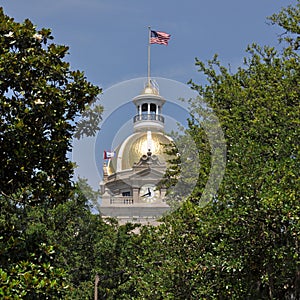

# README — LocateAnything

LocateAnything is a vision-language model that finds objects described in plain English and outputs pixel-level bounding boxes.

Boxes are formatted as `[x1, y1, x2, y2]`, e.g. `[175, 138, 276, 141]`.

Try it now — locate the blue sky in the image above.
[2, 0, 297, 89]
[2, 1, 298, 190]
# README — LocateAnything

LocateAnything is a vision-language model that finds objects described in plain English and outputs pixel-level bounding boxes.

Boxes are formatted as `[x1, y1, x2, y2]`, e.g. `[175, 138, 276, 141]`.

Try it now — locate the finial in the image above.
[142, 80, 159, 95]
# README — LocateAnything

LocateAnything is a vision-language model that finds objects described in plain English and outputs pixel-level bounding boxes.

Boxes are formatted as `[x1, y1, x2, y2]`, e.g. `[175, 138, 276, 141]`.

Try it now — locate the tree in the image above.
[0, 8, 102, 205]
[0, 9, 103, 298]
[103, 2, 300, 299]
[0, 245, 69, 299]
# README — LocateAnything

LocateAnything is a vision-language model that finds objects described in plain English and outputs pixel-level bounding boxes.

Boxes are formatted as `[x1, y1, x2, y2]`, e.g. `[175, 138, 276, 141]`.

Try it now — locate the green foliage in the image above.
[0, 8, 102, 205]
[1, 2, 300, 299]
[161, 109, 221, 209]
[0, 179, 122, 299]
[186, 17, 299, 297]
[51, 188, 119, 299]
[0, 246, 69, 299]
[268, 1, 300, 51]
[101, 2, 300, 299]
[0, 8, 104, 298]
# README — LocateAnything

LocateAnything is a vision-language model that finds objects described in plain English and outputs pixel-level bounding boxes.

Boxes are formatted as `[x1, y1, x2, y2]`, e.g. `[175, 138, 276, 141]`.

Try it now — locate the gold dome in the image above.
[108, 131, 172, 175]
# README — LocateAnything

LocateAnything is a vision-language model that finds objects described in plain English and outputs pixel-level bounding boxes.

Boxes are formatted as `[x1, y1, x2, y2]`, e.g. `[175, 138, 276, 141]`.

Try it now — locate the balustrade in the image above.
[133, 114, 164, 123]
[110, 197, 134, 204]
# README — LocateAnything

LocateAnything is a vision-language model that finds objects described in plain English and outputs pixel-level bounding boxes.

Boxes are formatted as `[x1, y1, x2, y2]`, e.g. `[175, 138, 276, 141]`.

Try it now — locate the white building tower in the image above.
[100, 82, 172, 224]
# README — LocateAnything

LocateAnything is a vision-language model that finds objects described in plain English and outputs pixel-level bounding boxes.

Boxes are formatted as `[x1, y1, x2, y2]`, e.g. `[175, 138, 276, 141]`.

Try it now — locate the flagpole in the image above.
[147, 26, 151, 87]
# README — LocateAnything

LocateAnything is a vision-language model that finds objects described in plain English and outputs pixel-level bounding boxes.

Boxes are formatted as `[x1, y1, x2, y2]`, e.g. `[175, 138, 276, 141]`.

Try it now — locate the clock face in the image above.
[140, 184, 160, 203]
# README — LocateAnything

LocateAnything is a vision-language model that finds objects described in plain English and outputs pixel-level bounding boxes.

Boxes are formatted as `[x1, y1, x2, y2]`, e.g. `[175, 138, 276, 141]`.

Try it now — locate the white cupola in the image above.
[132, 81, 166, 133]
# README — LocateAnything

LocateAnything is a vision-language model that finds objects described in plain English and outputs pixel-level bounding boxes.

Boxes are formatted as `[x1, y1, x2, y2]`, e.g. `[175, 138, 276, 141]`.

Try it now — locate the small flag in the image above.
[150, 30, 171, 45]
[103, 151, 116, 159]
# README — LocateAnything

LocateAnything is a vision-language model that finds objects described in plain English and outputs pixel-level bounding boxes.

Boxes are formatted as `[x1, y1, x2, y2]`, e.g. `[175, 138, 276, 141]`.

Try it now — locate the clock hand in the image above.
[141, 191, 151, 197]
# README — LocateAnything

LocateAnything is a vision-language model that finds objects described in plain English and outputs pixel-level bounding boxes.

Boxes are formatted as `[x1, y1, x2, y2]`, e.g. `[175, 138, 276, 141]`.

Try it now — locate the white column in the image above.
[133, 187, 139, 203]
[147, 103, 150, 115]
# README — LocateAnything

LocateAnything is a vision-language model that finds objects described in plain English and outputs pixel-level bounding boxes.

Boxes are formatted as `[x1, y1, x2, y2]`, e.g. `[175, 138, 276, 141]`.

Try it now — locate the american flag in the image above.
[150, 30, 171, 45]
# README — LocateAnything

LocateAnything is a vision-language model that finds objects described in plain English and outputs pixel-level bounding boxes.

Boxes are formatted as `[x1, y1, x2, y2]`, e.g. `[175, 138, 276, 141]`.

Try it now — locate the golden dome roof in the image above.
[108, 131, 172, 175]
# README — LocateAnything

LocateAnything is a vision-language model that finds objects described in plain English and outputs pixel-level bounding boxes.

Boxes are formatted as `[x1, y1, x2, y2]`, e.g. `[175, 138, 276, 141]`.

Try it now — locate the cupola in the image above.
[132, 81, 166, 132]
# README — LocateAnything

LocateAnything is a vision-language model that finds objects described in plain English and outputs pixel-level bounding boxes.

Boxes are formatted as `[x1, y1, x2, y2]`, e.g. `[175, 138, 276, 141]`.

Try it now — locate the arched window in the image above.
[141, 103, 148, 114]
[150, 103, 156, 114]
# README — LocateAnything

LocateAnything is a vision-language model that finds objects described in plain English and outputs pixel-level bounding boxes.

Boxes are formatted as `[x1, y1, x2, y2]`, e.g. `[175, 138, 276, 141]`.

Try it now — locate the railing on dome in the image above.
[133, 114, 164, 123]
[110, 196, 134, 205]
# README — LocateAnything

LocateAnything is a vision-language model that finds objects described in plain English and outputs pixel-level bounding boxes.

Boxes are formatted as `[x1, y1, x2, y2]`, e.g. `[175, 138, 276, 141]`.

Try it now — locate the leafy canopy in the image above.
[0, 8, 102, 206]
